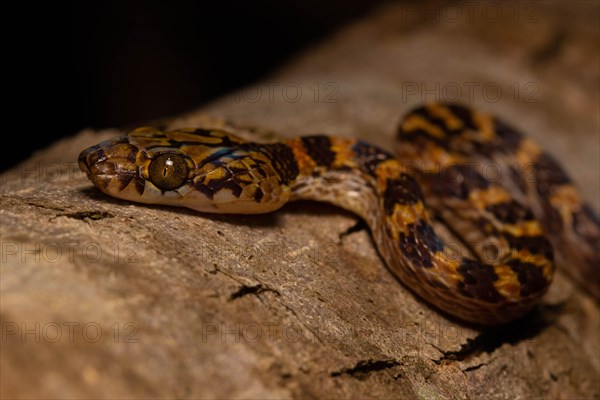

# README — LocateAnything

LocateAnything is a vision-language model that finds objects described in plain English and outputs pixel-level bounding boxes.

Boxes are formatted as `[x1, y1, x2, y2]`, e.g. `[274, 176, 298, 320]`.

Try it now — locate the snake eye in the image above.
[148, 153, 190, 191]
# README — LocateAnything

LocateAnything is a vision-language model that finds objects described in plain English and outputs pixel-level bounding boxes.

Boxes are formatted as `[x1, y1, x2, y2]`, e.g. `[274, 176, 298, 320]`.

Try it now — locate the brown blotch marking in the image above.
[351, 140, 394, 177]
[398, 110, 449, 145]
[383, 173, 424, 215]
[502, 232, 554, 260]
[426, 103, 465, 131]
[493, 264, 521, 300]
[456, 259, 502, 303]
[398, 220, 445, 268]
[407, 105, 460, 137]
[397, 127, 451, 151]
[494, 118, 524, 153]
[533, 153, 571, 196]
[284, 138, 316, 175]
[300, 136, 336, 167]
[486, 200, 535, 224]
[532, 153, 573, 232]
[253, 187, 264, 202]
[443, 103, 477, 131]
[249, 143, 299, 185]
[415, 219, 444, 253]
[411, 107, 450, 134]
[427, 164, 490, 200]
[505, 259, 548, 297]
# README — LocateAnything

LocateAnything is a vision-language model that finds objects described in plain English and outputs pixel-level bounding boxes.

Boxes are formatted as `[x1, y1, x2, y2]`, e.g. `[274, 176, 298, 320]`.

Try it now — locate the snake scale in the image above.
[79, 103, 599, 324]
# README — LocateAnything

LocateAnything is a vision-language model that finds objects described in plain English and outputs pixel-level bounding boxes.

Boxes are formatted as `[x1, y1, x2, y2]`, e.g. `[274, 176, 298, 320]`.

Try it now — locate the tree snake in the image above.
[78, 103, 599, 324]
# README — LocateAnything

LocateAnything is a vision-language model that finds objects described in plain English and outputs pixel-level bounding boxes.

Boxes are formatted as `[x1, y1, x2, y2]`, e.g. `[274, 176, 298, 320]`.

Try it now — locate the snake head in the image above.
[79, 134, 144, 193]
[78, 127, 291, 214]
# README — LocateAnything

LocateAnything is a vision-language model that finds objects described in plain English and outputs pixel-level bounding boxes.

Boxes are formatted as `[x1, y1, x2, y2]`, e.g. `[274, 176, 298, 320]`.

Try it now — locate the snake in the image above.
[78, 103, 599, 324]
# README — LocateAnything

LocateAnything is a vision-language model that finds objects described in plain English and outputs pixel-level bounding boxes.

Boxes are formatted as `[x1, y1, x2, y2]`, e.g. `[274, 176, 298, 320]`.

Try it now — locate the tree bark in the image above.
[1, 1, 598, 398]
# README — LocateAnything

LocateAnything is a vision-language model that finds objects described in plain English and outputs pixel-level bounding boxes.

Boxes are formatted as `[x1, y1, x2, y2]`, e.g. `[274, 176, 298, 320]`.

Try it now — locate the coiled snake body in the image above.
[79, 103, 599, 324]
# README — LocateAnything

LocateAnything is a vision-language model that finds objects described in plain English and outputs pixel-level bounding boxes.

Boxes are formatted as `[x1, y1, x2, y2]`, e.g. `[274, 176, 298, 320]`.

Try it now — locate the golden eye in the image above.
[148, 153, 189, 191]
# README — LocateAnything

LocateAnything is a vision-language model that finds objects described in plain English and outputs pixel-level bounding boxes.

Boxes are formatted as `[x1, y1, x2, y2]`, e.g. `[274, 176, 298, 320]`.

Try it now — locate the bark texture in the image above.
[1, 2, 599, 398]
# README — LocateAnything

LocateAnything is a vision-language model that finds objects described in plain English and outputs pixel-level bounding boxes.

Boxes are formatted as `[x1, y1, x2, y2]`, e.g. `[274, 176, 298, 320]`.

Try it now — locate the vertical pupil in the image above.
[149, 153, 189, 191]
[163, 158, 174, 178]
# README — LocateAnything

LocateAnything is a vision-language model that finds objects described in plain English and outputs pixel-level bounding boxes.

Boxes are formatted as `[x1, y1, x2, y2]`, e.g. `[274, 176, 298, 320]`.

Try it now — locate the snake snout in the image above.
[78, 136, 134, 174]
[79, 145, 103, 176]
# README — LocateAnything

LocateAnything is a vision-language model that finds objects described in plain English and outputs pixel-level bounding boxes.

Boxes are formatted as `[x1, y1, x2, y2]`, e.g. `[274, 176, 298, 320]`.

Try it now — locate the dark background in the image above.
[7, 0, 387, 172]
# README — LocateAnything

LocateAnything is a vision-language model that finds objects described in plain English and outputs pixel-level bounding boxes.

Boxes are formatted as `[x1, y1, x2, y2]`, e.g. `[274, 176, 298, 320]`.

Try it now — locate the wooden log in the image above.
[1, 2, 598, 398]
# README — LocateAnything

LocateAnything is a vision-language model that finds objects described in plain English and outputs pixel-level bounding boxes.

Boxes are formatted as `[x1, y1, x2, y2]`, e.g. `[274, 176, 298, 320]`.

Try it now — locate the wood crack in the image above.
[229, 283, 280, 301]
[330, 359, 401, 380]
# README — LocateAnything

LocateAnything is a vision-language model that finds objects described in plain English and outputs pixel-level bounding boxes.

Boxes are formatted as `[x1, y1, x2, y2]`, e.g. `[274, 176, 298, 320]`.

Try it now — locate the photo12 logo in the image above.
[1, 321, 139, 343]
[0, 162, 82, 185]
[226, 81, 340, 104]
[1, 240, 139, 264]
[401, 81, 539, 103]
